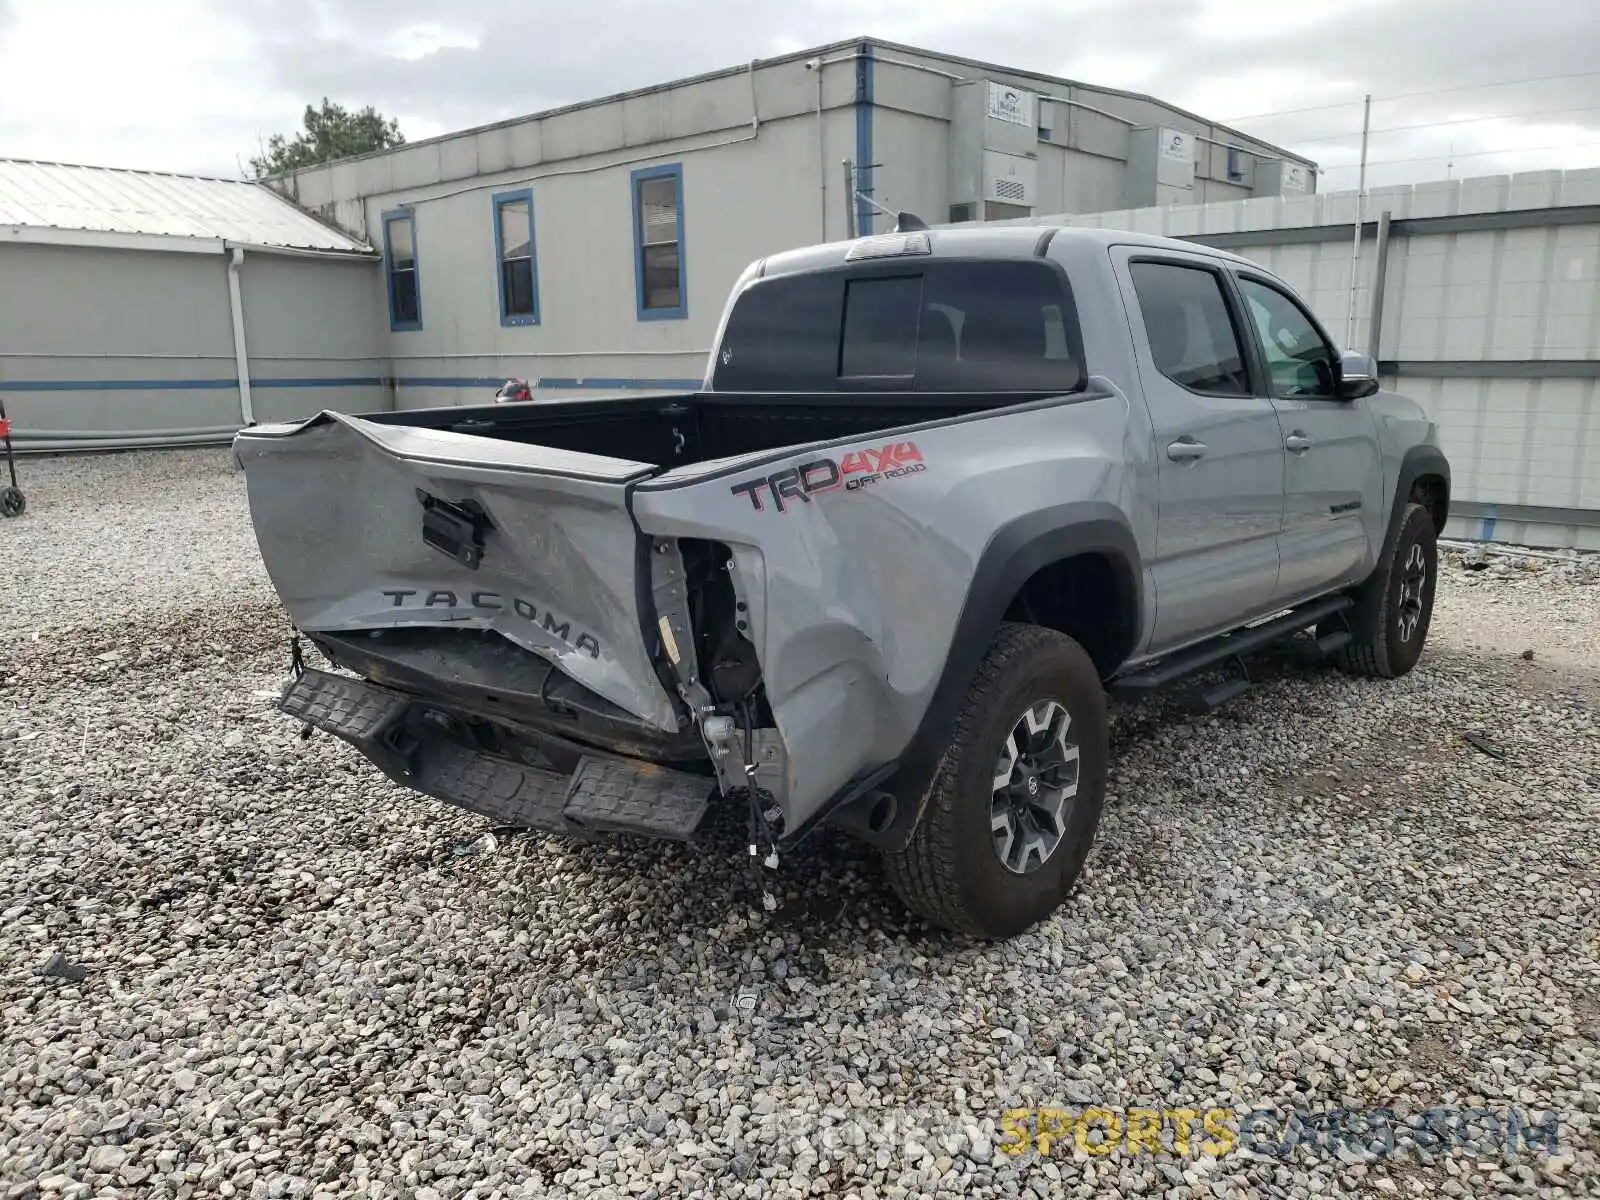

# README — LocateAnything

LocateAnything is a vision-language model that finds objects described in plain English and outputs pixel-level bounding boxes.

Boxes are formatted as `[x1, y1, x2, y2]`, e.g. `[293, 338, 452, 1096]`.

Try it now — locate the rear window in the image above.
[840, 277, 923, 377]
[712, 259, 1084, 393]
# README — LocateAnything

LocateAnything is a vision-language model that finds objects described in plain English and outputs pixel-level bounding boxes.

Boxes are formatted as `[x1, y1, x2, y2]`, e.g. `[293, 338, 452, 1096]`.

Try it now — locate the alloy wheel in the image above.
[990, 699, 1080, 875]
[1397, 542, 1427, 642]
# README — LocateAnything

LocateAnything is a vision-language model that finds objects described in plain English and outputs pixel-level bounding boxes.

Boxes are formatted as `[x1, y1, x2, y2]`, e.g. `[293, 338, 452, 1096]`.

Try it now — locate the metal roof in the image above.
[0, 159, 373, 255]
[271, 37, 1315, 182]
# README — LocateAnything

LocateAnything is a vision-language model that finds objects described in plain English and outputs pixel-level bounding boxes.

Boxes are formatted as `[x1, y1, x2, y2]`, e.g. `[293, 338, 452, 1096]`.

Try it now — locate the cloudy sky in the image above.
[3, 0, 1599, 191]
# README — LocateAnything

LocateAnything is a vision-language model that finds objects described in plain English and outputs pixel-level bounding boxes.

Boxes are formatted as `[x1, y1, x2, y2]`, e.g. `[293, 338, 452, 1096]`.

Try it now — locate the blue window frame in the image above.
[492, 188, 539, 326]
[631, 163, 686, 320]
[382, 209, 422, 331]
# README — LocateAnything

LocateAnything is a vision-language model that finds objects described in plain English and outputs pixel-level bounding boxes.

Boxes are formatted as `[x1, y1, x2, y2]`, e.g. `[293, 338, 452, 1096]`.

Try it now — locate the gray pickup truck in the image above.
[236, 225, 1450, 938]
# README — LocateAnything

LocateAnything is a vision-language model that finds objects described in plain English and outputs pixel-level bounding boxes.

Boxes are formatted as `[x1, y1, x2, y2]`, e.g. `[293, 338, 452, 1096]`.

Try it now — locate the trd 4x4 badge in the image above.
[729, 441, 926, 513]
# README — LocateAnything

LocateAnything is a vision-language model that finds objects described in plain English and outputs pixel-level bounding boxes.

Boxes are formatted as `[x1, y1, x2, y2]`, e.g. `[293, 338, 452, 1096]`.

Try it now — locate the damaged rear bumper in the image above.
[281, 668, 715, 841]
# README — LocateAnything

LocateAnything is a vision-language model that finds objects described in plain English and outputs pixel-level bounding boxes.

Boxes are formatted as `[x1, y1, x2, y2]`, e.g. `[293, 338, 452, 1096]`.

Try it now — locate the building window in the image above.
[493, 189, 539, 326]
[631, 163, 686, 320]
[382, 210, 421, 331]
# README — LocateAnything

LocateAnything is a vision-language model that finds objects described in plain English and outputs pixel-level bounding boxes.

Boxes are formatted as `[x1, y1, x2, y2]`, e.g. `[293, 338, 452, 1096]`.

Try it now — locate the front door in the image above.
[1115, 250, 1285, 651]
[1231, 273, 1384, 602]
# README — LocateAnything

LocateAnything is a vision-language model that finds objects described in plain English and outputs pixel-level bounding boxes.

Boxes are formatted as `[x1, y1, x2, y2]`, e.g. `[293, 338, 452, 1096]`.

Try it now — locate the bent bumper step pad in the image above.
[280, 668, 712, 840]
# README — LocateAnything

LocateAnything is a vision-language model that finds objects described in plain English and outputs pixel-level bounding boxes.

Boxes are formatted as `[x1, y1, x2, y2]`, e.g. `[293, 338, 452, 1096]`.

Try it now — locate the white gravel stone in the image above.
[1, 449, 1596, 1200]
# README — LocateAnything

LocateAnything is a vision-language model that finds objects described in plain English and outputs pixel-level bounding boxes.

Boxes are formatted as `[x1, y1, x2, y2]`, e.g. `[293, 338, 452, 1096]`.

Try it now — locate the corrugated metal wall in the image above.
[0, 244, 388, 451]
[978, 169, 1600, 550]
[241, 254, 391, 423]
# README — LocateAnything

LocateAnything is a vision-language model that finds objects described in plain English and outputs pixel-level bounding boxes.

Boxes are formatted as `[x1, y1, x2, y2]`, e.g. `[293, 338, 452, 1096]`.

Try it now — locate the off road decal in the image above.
[729, 441, 926, 513]
[380, 589, 602, 658]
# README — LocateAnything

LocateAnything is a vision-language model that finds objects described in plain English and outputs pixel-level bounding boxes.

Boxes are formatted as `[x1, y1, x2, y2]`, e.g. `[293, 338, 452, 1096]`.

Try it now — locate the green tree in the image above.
[249, 99, 404, 177]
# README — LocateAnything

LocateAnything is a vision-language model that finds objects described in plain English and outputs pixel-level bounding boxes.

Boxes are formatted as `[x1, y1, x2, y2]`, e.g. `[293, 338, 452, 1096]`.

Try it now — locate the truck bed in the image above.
[237, 376, 1113, 839]
[358, 389, 1006, 468]
[236, 387, 1043, 746]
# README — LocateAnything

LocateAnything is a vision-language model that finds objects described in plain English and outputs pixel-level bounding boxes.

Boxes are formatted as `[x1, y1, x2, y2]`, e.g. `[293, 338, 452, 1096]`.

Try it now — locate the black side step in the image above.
[1110, 595, 1353, 699]
[1309, 628, 1352, 658]
[1189, 676, 1251, 713]
[280, 669, 712, 840]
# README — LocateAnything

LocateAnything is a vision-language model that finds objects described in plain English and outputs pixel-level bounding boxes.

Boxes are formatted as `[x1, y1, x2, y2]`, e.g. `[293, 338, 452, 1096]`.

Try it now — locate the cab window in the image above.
[1128, 261, 1250, 396]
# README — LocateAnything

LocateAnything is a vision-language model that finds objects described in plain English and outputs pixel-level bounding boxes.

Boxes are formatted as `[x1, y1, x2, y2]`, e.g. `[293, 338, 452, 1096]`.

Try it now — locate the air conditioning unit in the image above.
[1255, 160, 1313, 197]
[1124, 126, 1197, 208]
[983, 151, 1037, 206]
[950, 79, 1041, 221]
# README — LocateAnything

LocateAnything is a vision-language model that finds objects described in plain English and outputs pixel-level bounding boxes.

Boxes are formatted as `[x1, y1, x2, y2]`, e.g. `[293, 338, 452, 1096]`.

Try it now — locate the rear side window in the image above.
[919, 263, 1082, 391]
[1129, 261, 1249, 396]
[711, 273, 838, 390]
[711, 259, 1084, 393]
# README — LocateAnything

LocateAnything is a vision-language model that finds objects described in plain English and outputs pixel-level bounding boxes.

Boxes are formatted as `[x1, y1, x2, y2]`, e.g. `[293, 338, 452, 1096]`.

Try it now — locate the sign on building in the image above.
[986, 81, 1036, 128]
[1159, 128, 1196, 164]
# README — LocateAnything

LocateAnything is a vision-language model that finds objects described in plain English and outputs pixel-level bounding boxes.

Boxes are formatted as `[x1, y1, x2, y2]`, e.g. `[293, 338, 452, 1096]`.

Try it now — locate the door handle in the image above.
[1166, 438, 1208, 462]
[1285, 432, 1312, 454]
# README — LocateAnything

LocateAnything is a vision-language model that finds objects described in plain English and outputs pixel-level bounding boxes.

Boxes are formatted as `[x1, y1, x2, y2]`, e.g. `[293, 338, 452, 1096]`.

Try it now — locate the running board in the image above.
[1111, 595, 1353, 699]
[1308, 628, 1352, 658]
[1188, 676, 1251, 713]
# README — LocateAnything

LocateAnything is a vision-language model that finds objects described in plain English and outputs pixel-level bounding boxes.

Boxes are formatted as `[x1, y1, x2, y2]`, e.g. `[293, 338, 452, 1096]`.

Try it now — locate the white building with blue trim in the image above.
[268, 37, 1315, 412]
[0, 38, 1314, 445]
[0, 159, 388, 451]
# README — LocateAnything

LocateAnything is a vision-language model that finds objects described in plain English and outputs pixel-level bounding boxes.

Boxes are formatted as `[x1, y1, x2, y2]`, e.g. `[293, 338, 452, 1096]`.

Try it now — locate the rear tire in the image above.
[0, 486, 23, 518]
[1333, 501, 1437, 678]
[882, 623, 1107, 938]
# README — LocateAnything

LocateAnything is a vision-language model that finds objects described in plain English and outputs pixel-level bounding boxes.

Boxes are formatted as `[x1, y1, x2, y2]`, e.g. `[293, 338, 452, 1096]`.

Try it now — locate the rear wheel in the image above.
[882, 623, 1107, 938]
[0, 486, 24, 518]
[1333, 501, 1437, 678]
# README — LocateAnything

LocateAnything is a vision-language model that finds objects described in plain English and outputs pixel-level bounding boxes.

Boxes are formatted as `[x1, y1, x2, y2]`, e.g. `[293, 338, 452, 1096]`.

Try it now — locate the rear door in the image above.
[1113, 249, 1284, 650]
[1230, 271, 1383, 601]
[235, 412, 681, 731]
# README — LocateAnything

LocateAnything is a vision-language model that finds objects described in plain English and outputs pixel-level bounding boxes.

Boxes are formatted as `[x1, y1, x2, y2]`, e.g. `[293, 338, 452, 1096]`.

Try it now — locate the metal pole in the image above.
[815, 65, 827, 241]
[842, 160, 857, 239]
[1345, 93, 1371, 346]
[1367, 210, 1392, 364]
[225, 246, 255, 426]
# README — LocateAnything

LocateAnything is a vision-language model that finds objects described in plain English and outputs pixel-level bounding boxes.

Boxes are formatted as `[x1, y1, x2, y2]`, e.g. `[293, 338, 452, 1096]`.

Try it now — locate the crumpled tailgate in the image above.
[234, 412, 680, 732]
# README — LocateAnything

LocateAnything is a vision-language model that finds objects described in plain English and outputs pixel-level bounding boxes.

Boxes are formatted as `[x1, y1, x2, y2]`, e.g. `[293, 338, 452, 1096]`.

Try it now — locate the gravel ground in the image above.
[1, 449, 1596, 1200]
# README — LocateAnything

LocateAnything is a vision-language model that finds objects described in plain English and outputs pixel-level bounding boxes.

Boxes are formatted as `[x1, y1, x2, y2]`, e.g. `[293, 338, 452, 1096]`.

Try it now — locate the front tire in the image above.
[882, 623, 1108, 938]
[1334, 501, 1438, 678]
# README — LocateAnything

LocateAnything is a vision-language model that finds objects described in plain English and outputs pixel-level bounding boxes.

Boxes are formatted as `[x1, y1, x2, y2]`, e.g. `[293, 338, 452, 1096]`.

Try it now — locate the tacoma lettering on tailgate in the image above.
[729, 441, 926, 513]
[380, 589, 602, 658]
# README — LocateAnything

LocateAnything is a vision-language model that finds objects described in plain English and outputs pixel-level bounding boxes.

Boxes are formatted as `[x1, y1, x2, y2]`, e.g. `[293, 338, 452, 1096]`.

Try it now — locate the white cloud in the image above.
[383, 22, 481, 63]
[0, 0, 271, 174]
[0, 0, 1596, 193]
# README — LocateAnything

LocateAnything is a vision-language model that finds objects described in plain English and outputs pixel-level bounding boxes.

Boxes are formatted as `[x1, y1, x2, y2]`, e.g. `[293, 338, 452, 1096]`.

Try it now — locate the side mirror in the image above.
[1337, 351, 1380, 400]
